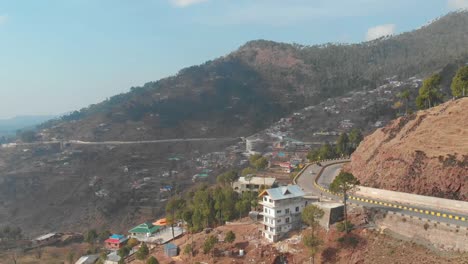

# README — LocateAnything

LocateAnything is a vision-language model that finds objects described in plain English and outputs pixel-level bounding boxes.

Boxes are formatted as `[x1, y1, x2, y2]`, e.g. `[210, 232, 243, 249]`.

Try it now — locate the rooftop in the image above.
[237, 176, 276, 186]
[129, 222, 160, 234]
[259, 185, 305, 201]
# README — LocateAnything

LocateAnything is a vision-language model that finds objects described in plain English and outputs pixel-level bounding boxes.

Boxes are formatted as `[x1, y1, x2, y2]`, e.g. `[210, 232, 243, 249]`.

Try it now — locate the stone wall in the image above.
[374, 211, 468, 252]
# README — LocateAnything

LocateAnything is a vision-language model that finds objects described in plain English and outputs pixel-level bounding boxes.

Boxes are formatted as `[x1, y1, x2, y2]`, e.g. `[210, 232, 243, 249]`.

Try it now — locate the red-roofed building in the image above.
[104, 234, 128, 250]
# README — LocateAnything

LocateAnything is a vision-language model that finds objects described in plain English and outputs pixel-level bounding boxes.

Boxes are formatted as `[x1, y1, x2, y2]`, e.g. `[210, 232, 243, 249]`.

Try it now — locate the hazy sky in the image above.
[0, 0, 466, 118]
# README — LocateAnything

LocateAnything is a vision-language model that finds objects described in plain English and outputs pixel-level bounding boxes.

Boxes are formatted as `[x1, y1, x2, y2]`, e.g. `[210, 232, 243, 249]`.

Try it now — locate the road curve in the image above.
[295, 160, 468, 227]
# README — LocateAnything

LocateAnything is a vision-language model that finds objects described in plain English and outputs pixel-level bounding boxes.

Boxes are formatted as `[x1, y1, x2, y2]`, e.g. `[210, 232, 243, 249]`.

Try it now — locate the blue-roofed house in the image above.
[259, 185, 307, 242]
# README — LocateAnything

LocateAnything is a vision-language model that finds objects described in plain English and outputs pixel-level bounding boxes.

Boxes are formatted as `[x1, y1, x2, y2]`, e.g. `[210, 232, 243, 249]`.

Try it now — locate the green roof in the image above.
[197, 173, 209, 177]
[128, 222, 160, 234]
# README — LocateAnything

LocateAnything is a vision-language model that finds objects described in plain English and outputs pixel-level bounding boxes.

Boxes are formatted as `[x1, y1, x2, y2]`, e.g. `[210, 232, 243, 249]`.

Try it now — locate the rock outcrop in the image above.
[346, 98, 468, 201]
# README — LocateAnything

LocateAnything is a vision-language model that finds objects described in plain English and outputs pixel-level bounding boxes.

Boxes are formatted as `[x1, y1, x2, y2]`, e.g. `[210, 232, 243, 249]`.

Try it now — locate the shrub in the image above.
[336, 221, 354, 232]
[225, 231, 236, 244]
[146, 256, 159, 264]
[423, 223, 429, 230]
[136, 243, 149, 260]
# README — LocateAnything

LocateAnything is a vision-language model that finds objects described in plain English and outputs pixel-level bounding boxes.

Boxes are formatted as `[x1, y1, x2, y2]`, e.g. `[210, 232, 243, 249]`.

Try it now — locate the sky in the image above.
[0, 0, 467, 119]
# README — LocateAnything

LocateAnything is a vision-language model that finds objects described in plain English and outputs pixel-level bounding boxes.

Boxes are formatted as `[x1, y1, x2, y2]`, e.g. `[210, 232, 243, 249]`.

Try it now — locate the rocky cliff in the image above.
[346, 98, 468, 201]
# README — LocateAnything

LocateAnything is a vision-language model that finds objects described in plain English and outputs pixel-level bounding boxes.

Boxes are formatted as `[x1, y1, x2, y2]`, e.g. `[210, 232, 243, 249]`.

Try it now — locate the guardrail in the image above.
[300, 159, 467, 224]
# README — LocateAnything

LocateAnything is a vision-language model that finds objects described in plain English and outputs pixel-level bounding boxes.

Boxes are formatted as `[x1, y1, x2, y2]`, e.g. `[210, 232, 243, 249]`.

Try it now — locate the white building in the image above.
[259, 185, 307, 242]
[232, 176, 277, 193]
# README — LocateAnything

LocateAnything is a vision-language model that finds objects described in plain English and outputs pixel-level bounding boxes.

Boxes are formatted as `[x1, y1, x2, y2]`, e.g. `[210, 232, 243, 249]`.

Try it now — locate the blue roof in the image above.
[164, 243, 177, 250]
[110, 234, 125, 240]
[264, 185, 305, 200]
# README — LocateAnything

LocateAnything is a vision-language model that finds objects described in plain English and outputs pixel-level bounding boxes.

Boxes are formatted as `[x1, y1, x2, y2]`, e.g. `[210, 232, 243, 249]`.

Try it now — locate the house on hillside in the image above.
[33, 233, 61, 247]
[232, 176, 277, 193]
[128, 222, 160, 240]
[104, 234, 128, 250]
[259, 185, 307, 242]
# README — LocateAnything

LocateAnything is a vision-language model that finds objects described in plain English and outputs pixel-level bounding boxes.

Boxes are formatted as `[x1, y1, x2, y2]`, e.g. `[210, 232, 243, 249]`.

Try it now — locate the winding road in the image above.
[295, 160, 468, 227]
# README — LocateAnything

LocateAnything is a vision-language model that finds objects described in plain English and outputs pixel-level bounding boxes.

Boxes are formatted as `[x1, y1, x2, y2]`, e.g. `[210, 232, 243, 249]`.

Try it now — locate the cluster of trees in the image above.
[301, 205, 325, 264]
[166, 184, 258, 233]
[307, 129, 363, 161]
[0, 226, 22, 241]
[416, 65, 468, 110]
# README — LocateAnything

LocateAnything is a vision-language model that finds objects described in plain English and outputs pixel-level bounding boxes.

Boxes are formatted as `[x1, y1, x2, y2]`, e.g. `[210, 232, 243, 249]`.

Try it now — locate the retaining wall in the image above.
[357, 186, 468, 215]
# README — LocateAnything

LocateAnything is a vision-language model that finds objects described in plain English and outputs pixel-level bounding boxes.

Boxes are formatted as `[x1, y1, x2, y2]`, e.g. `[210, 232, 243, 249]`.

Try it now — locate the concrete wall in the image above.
[375, 211, 468, 252]
[357, 186, 468, 215]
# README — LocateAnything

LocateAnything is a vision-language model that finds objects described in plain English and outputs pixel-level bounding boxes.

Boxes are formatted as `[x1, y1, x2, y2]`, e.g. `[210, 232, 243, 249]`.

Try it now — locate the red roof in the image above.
[105, 238, 122, 244]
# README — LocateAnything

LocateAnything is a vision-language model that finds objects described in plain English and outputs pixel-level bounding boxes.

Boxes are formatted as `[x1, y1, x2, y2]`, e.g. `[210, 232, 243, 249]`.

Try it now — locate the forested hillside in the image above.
[40, 11, 468, 141]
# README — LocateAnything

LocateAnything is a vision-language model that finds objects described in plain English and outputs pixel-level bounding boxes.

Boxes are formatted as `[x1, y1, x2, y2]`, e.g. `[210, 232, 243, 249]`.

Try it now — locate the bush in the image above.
[127, 238, 139, 248]
[136, 243, 149, 260]
[336, 221, 354, 232]
[423, 223, 429, 230]
[337, 235, 359, 248]
[183, 244, 192, 255]
[146, 256, 159, 264]
[225, 231, 236, 244]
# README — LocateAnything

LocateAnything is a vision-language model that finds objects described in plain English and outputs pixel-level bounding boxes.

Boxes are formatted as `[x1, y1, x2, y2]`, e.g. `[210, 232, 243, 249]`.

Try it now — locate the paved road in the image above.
[1, 137, 238, 147]
[295, 160, 468, 227]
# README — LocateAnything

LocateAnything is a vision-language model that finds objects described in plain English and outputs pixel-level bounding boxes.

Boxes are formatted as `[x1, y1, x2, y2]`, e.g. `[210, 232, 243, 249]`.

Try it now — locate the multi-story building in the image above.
[259, 185, 307, 242]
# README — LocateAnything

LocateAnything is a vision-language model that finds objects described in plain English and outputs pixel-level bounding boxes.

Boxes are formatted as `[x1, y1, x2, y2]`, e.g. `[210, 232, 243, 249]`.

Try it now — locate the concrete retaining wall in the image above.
[376, 211, 468, 252]
[357, 186, 468, 215]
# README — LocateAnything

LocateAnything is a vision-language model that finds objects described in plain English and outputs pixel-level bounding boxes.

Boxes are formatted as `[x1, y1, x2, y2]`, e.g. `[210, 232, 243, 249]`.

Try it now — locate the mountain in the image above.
[345, 98, 468, 201]
[0, 115, 56, 136]
[1, 11, 468, 235]
[41, 11, 468, 141]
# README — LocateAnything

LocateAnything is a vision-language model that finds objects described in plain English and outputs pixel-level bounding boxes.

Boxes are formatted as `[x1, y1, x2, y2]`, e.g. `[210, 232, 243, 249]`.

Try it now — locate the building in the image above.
[245, 137, 267, 155]
[128, 222, 161, 240]
[33, 233, 61, 246]
[164, 243, 178, 257]
[104, 234, 128, 250]
[259, 185, 307, 242]
[75, 254, 99, 264]
[232, 176, 277, 193]
[313, 202, 344, 230]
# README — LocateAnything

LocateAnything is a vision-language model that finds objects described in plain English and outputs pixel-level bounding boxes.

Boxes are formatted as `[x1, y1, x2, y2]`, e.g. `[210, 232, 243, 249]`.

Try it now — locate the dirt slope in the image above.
[346, 98, 468, 201]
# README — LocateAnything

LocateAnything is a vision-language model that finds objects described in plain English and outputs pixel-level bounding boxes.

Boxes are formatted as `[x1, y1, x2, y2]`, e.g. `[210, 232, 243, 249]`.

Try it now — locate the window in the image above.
[264, 208, 267, 213]
[286, 217, 290, 223]
[277, 219, 281, 223]
[296, 206, 299, 212]
[276, 210, 282, 214]
[269, 199, 272, 203]
[285, 208, 290, 214]
[264, 197, 267, 201]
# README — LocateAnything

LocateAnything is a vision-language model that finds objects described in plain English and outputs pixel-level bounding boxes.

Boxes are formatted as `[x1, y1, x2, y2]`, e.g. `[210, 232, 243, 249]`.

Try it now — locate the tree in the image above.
[117, 246, 130, 259]
[127, 237, 139, 248]
[336, 133, 350, 156]
[302, 230, 322, 264]
[85, 229, 98, 244]
[392, 100, 403, 116]
[248, 154, 262, 165]
[416, 74, 443, 109]
[301, 205, 324, 233]
[203, 235, 218, 257]
[147, 256, 159, 264]
[216, 170, 238, 186]
[67, 252, 75, 264]
[348, 128, 363, 152]
[451, 65, 468, 97]
[241, 167, 256, 176]
[397, 89, 411, 114]
[253, 157, 268, 170]
[329, 172, 360, 233]
[136, 243, 149, 260]
[166, 197, 186, 239]
[224, 230, 236, 244]
[98, 230, 111, 242]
